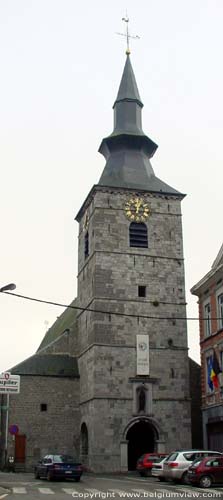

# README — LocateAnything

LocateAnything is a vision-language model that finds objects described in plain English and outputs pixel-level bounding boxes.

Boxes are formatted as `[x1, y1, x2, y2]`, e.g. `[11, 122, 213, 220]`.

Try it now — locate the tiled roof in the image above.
[37, 298, 77, 351]
[10, 353, 79, 377]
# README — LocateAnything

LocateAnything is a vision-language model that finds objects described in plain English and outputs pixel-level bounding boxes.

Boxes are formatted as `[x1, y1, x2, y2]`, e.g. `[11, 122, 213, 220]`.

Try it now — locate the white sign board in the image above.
[136, 335, 149, 375]
[0, 372, 20, 394]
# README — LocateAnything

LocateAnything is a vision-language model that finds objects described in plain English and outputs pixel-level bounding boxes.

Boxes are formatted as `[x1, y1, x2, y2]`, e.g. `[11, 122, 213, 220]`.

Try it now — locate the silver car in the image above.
[163, 450, 223, 484]
[151, 456, 169, 481]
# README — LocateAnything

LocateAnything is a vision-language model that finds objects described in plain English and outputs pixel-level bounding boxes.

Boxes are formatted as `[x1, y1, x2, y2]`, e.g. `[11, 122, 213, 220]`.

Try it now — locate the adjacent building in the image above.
[1, 52, 192, 471]
[191, 244, 223, 449]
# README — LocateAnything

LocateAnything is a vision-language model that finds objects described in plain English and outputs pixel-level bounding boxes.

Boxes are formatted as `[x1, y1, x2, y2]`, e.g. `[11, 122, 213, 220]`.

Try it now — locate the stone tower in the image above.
[75, 54, 191, 472]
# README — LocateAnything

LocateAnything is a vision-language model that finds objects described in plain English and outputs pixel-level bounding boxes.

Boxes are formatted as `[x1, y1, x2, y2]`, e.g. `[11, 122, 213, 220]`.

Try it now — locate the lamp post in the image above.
[0, 283, 16, 469]
[0, 283, 16, 293]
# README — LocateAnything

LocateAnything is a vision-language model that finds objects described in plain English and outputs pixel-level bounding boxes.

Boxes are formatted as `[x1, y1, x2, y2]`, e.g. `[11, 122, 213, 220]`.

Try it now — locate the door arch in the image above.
[126, 419, 158, 470]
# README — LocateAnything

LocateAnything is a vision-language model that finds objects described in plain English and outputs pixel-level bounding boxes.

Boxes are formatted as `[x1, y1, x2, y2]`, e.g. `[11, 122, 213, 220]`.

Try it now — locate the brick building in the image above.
[191, 244, 223, 449]
[1, 53, 193, 471]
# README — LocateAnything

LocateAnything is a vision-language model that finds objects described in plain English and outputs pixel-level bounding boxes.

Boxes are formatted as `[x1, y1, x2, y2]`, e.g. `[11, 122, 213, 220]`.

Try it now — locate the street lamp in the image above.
[0, 282, 16, 469]
[0, 283, 16, 293]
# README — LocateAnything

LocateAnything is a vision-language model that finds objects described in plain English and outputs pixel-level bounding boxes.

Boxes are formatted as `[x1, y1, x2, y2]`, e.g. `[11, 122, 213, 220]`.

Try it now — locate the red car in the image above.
[136, 453, 167, 477]
[188, 455, 223, 488]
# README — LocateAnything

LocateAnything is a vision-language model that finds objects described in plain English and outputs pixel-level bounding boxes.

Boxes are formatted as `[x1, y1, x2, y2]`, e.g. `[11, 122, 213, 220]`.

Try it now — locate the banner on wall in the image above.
[136, 335, 149, 375]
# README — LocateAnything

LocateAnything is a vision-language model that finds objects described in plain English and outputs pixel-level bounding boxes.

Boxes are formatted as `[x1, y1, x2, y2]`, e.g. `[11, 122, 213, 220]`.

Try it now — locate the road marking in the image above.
[0, 495, 8, 499]
[108, 489, 130, 495]
[39, 488, 54, 494]
[85, 489, 104, 494]
[132, 489, 150, 494]
[156, 489, 179, 494]
[62, 489, 80, 495]
[181, 486, 223, 494]
[12, 487, 27, 494]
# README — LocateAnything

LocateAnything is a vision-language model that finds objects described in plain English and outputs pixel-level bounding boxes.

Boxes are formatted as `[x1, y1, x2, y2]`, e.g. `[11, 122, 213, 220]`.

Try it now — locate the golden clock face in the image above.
[125, 197, 150, 222]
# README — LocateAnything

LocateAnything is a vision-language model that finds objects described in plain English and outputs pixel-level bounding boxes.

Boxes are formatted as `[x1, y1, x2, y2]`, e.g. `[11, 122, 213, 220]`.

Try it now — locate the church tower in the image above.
[75, 53, 191, 472]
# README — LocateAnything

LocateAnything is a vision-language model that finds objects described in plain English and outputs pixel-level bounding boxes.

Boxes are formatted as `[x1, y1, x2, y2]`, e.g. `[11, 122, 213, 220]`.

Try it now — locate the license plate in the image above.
[65, 470, 72, 474]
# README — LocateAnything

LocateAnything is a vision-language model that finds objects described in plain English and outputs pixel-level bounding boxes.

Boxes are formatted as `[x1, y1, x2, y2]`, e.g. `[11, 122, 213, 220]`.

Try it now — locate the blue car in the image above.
[34, 454, 83, 481]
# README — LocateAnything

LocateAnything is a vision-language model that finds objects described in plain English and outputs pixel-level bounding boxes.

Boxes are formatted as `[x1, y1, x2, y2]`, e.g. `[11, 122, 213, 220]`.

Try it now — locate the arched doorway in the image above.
[126, 419, 158, 470]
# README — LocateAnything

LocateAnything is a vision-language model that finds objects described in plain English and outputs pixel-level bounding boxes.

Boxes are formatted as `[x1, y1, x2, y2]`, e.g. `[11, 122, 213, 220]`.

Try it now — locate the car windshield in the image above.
[53, 455, 77, 463]
[153, 457, 164, 464]
[149, 456, 159, 462]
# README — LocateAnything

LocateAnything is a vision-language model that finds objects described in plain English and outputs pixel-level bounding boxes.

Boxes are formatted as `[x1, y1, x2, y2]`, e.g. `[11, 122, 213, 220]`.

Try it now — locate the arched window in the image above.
[80, 423, 88, 457]
[129, 222, 148, 248]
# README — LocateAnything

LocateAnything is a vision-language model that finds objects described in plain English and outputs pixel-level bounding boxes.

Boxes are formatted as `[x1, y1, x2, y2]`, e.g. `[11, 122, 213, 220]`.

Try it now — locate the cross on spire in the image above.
[116, 15, 140, 55]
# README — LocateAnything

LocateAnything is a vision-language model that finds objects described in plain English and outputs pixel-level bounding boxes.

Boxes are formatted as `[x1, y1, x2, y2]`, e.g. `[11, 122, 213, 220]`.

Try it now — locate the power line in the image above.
[2, 290, 220, 321]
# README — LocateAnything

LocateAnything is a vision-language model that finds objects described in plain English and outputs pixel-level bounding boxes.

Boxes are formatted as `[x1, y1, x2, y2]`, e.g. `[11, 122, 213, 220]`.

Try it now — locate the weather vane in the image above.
[116, 15, 140, 55]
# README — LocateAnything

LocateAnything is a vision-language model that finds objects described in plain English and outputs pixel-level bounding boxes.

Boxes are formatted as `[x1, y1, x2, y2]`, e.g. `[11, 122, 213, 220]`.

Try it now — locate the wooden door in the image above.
[15, 434, 26, 463]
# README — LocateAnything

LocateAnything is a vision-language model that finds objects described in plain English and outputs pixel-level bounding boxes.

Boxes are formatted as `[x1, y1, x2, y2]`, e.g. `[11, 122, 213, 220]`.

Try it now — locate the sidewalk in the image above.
[0, 485, 10, 495]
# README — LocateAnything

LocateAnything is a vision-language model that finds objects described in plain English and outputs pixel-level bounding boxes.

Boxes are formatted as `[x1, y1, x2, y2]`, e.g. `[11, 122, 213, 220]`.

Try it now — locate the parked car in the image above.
[163, 450, 223, 484]
[151, 456, 169, 481]
[34, 454, 83, 481]
[136, 453, 167, 477]
[188, 455, 223, 488]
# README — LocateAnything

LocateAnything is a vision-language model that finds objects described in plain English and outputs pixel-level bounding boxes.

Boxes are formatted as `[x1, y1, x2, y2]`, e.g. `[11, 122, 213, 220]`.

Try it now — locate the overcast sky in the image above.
[0, 0, 222, 372]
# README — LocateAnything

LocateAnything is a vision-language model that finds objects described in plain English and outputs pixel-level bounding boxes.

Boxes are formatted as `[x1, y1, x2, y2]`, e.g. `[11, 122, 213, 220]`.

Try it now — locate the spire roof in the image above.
[114, 54, 142, 107]
[97, 54, 182, 196]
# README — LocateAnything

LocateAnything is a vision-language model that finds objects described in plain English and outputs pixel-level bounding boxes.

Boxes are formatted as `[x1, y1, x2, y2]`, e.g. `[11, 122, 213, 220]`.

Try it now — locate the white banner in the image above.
[0, 372, 20, 394]
[136, 335, 149, 375]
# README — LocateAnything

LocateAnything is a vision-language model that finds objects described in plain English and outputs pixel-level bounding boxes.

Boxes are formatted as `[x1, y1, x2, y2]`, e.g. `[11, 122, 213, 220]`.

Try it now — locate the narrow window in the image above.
[204, 303, 211, 337]
[81, 423, 88, 457]
[84, 231, 89, 258]
[40, 404, 47, 412]
[206, 356, 213, 393]
[138, 286, 146, 298]
[218, 294, 223, 329]
[129, 222, 148, 248]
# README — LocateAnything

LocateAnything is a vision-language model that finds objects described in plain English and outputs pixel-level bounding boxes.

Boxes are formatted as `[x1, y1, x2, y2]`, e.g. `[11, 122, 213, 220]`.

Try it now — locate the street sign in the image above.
[9, 424, 19, 435]
[0, 372, 20, 394]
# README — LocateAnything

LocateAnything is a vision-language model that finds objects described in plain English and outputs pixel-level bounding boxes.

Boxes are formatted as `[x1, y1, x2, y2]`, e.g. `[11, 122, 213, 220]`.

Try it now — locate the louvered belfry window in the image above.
[129, 222, 148, 248]
[84, 231, 89, 258]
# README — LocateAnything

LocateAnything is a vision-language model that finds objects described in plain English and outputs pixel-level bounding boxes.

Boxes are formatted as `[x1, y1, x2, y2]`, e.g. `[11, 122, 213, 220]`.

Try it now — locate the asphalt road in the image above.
[0, 472, 223, 499]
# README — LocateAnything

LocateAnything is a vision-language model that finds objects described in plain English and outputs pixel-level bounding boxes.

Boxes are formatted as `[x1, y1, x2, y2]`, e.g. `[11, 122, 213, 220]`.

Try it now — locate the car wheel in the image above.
[139, 472, 145, 477]
[34, 469, 40, 479]
[75, 477, 80, 482]
[199, 475, 212, 488]
[158, 477, 166, 482]
[182, 472, 190, 485]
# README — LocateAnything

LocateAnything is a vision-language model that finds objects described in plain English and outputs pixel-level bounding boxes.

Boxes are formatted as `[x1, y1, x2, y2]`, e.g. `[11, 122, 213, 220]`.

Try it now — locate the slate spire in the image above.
[114, 54, 142, 107]
[98, 54, 181, 195]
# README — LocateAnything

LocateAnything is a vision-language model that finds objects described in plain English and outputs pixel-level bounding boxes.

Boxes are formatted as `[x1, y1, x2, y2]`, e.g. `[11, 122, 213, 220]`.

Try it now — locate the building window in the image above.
[204, 303, 211, 337]
[129, 222, 148, 248]
[81, 423, 88, 456]
[138, 286, 146, 298]
[40, 404, 47, 412]
[217, 293, 223, 329]
[206, 356, 213, 393]
[84, 231, 89, 258]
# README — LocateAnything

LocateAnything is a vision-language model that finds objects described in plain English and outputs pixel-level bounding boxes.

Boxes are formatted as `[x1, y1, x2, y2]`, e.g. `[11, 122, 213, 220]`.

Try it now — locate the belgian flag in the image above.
[210, 350, 222, 388]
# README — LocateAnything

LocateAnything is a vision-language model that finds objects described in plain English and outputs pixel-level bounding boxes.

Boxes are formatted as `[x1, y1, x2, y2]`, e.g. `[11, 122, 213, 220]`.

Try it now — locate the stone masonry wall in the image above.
[7, 376, 80, 470]
[77, 187, 191, 471]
